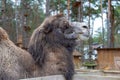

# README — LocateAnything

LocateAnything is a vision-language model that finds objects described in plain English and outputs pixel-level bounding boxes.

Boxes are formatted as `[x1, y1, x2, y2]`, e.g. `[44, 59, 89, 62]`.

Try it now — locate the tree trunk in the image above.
[88, 0, 93, 62]
[20, 0, 31, 48]
[88, 0, 92, 50]
[101, 0, 104, 47]
[67, 0, 70, 20]
[15, 0, 23, 48]
[1, 0, 6, 27]
[77, 0, 83, 22]
[46, 0, 50, 17]
[76, 0, 84, 62]
[108, 0, 114, 48]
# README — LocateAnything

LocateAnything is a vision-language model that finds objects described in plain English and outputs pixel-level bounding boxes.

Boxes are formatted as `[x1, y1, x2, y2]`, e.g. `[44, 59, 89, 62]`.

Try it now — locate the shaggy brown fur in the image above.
[28, 14, 77, 80]
[0, 14, 81, 80]
[0, 27, 36, 80]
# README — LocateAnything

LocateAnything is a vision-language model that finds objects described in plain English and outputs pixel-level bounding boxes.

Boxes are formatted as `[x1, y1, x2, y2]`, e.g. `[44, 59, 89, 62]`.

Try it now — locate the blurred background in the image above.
[0, 0, 120, 69]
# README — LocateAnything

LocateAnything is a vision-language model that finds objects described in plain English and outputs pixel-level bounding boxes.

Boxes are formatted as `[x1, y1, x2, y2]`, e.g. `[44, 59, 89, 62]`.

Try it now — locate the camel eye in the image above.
[83, 26, 88, 29]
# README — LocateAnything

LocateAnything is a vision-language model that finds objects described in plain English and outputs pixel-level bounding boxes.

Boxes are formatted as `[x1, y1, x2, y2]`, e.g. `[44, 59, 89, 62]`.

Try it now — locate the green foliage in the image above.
[0, 0, 45, 42]
[83, 61, 97, 67]
[0, 0, 120, 48]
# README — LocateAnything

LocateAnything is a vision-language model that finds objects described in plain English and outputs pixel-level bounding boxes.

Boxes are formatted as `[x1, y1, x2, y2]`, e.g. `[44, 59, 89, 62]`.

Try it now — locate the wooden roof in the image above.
[96, 48, 120, 50]
[73, 50, 82, 57]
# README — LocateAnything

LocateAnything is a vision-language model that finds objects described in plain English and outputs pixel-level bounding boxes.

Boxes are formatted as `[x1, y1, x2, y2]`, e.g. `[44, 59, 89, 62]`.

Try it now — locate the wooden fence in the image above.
[20, 73, 120, 80]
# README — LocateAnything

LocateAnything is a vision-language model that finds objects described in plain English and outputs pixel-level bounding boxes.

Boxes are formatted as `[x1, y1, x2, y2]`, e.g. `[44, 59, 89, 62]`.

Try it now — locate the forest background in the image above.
[0, 0, 120, 61]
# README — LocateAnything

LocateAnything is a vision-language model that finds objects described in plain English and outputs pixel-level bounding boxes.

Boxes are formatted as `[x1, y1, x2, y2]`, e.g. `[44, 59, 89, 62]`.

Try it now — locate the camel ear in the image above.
[43, 23, 53, 34]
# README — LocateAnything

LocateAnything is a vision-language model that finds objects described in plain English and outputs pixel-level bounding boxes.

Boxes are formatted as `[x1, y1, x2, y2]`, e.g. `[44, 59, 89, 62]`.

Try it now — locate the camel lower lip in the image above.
[84, 34, 89, 37]
[64, 32, 79, 39]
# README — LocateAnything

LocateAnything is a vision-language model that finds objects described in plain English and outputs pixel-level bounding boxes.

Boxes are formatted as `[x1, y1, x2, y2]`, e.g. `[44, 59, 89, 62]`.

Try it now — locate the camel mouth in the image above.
[64, 32, 78, 39]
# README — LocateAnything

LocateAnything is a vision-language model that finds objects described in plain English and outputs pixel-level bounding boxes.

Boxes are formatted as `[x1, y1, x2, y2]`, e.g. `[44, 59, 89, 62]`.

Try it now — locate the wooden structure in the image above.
[96, 48, 120, 70]
[73, 50, 82, 69]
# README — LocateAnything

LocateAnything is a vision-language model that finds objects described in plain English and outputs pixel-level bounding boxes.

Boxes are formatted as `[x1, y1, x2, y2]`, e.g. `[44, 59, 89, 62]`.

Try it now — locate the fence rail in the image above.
[20, 71, 120, 80]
